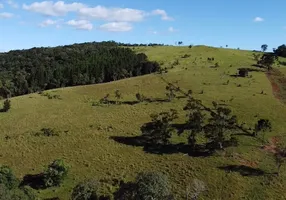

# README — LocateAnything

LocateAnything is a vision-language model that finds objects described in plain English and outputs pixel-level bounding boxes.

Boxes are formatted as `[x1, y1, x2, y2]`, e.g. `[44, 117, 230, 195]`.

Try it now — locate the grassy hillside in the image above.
[1, 46, 286, 199]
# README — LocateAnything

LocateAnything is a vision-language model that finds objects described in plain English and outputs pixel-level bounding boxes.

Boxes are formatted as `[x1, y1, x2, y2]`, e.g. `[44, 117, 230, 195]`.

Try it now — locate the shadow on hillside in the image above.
[20, 173, 47, 190]
[110, 136, 213, 157]
[218, 165, 265, 176]
[99, 97, 184, 106]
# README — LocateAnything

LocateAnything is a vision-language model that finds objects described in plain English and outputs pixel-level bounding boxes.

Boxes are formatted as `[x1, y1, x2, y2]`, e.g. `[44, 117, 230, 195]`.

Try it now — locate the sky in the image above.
[0, 0, 286, 52]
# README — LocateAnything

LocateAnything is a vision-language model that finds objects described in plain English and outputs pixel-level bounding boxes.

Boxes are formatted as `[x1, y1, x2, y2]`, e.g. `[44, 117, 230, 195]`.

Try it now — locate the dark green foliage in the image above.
[274, 44, 286, 57]
[258, 53, 278, 71]
[141, 109, 178, 145]
[0, 42, 160, 98]
[188, 45, 193, 48]
[204, 107, 238, 149]
[34, 128, 59, 137]
[214, 62, 220, 68]
[0, 166, 19, 189]
[1, 99, 11, 112]
[71, 179, 99, 200]
[41, 93, 61, 100]
[135, 172, 172, 200]
[261, 44, 268, 52]
[0, 184, 35, 200]
[253, 119, 272, 142]
[43, 159, 69, 188]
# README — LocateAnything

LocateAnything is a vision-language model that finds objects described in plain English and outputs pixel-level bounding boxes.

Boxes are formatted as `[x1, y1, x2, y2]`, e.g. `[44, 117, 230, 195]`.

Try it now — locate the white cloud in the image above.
[98, 22, 132, 32]
[151, 9, 173, 21]
[254, 17, 264, 22]
[6, 0, 18, 8]
[79, 6, 145, 22]
[0, 4, 4, 9]
[0, 12, 14, 18]
[66, 19, 93, 30]
[39, 19, 61, 27]
[23, 1, 86, 16]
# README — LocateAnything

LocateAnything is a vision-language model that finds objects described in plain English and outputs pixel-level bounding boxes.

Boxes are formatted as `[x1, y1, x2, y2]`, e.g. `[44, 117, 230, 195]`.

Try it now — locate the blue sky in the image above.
[0, 0, 285, 52]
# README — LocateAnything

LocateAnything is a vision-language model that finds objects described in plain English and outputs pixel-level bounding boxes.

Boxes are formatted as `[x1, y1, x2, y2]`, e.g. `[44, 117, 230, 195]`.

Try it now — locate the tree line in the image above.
[0, 41, 160, 98]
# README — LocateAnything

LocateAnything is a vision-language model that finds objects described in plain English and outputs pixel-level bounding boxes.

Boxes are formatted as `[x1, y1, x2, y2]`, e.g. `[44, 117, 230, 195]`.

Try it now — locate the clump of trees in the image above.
[274, 44, 286, 57]
[0, 41, 161, 98]
[0, 165, 36, 200]
[71, 179, 99, 200]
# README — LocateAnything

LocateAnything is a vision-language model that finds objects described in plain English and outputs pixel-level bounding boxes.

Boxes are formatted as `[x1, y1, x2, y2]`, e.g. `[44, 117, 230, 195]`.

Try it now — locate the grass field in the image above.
[1, 46, 286, 199]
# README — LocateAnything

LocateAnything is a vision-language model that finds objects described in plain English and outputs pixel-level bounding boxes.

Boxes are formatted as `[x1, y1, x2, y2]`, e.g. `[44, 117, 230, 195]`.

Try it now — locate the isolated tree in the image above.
[204, 107, 237, 150]
[114, 90, 122, 104]
[178, 41, 183, 46]
[135, 172, 172, 200]
[226, 45, 228, 48]
[253, 119, 272, 143]
[43, 159, 69, 187]
[71, 179, 99, 200]
[258, 53, 278, 71]
[165, 84, 179, 102]
[1, 99, 11, 112]
[261, 44, 268, 52]
[141, 109, 178, 145]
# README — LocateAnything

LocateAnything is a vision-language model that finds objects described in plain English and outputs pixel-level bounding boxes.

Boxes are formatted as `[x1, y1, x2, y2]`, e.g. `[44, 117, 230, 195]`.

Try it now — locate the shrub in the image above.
[43, 159, 69, 187]
[188, 45, 193, 48]
[238, 68, 249, 77]
[1, 99, 11, 112]
[34, 128, 59, 137]
[0, 166, 19, 189]
[135, 93, 146, 102]
[71, 179, 99, 200]
[0, 184, 36, 200]
[135, 172, 172, 200]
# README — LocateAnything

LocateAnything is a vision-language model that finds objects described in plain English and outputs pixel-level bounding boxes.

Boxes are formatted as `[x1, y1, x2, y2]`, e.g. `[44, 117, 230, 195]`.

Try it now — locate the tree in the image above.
[178, 41, 183, 46]
[114, 90, 122, 104]
[258, 53, 278, 71]
[1, 99, 11, 112]
[135, 172, 172, 200]
[274, 44, 286, 57]
[71, 179, 99, 200]
[261, 44, 268, 52]
[0, 165, 19, 189]
[204, 107, 237, 150]
[43, 159, 69, 187]
[253, 119, 272, 143]
[141, 109, 178, 145]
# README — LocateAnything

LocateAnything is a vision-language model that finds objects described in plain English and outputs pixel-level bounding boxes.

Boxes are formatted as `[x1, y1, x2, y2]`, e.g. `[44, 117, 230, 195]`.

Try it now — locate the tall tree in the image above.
[261, 44, 268, 52]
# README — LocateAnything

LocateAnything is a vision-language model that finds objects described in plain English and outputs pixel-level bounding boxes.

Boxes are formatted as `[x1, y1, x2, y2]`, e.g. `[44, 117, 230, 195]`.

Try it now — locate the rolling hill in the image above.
[1, 45, 286, 199]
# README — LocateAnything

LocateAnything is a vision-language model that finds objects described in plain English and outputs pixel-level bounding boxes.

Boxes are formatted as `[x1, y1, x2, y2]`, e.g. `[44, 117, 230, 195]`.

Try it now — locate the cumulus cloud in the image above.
[39, 19, 62, 27]
[254, 17, 264, 22]
[66, 19, 93, 30]
[151, 9, 173, 21]
[0, 12, 14, 18]
[23, 1, 86, 16]
[79, 6, 145, 22]
[98, 22, 132, 32]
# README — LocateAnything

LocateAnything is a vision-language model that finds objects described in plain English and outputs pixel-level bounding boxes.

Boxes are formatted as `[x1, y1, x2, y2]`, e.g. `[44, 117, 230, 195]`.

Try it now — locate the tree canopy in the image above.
[0, 41, 160, 98]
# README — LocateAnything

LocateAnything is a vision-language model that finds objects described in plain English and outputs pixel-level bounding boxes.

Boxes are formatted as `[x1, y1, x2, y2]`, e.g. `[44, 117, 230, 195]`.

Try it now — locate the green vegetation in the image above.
[1, 44, 286, 199]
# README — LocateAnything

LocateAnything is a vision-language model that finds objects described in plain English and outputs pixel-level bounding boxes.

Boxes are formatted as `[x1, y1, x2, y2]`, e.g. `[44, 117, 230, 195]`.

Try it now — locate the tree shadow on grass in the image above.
[110, 136, 213, 157]
[20, 173, 47, 190]
[218, 165, 265, 176]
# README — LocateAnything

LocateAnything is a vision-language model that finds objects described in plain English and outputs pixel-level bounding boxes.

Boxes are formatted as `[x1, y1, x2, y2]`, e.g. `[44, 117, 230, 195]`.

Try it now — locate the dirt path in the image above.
[262, 136, 281, 154]
[266, 69, 286, 104]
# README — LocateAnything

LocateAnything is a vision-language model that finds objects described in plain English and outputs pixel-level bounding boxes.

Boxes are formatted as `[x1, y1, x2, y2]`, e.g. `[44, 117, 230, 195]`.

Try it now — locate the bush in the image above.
[238, 68, 249, 77]
[0, 166, 19, 189]
[1, 99, 11, 112]
[135, 172, 172, 200]
[0, 184, 35, 200]
[43, 159, 69, 187]
[71, 179, 99, 200]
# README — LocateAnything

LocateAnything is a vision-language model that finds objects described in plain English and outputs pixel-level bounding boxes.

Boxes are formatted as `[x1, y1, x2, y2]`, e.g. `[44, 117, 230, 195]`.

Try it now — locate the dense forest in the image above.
[0, 41, 160, 98]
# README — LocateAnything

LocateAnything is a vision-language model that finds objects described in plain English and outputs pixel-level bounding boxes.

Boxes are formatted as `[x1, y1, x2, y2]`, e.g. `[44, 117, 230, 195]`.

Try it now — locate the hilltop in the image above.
[1, 44, 286, 199]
